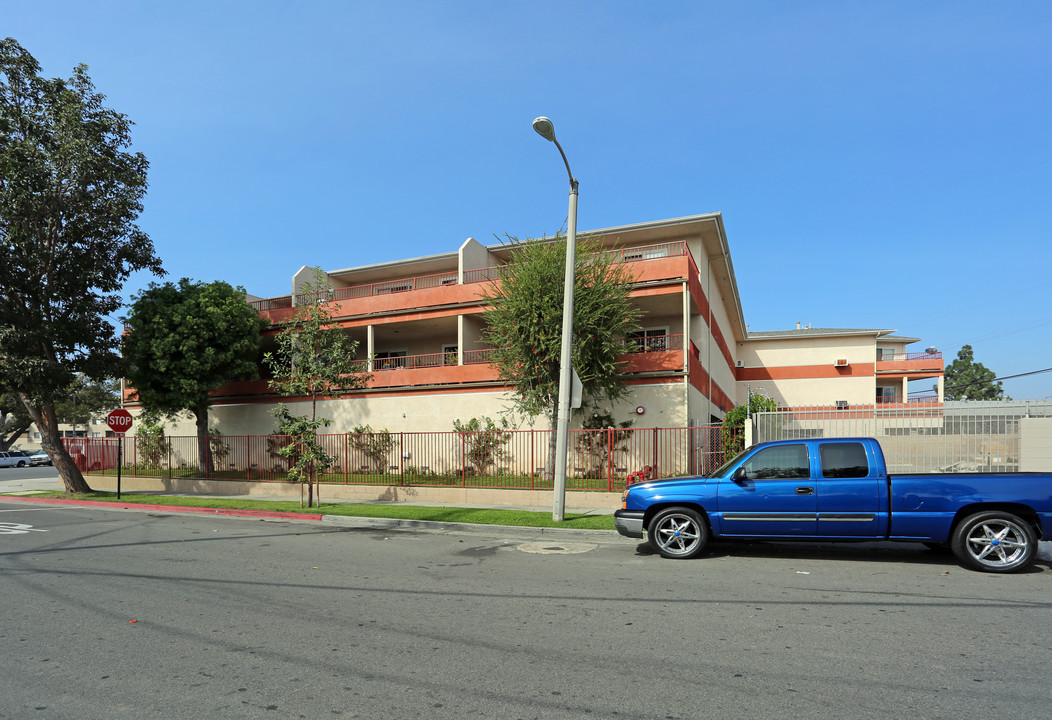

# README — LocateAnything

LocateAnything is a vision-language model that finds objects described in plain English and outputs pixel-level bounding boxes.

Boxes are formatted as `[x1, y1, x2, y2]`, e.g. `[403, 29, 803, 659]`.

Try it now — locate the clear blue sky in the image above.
[7, 1, 1051, 399]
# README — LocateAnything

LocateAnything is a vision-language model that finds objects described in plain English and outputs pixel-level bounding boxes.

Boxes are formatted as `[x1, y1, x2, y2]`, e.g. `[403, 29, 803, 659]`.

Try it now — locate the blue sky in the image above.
[6, 1, 1051, 399]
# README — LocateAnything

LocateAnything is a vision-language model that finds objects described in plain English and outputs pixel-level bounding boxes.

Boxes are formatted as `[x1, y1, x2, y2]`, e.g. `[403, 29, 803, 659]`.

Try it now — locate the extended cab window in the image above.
[741, 444, 809, 480]
[820, 442, 869, 478]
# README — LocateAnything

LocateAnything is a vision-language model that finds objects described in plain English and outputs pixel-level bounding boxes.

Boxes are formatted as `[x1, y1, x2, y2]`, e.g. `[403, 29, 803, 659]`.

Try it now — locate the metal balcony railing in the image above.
[249, 241, 692, 312]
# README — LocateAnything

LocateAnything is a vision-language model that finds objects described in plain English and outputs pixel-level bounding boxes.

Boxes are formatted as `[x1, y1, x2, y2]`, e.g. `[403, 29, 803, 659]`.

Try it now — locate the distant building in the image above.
[124, 212, 943, 436]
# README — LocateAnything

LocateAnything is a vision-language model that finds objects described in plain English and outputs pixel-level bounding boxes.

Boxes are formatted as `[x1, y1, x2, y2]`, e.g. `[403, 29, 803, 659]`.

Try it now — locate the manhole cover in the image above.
[518, 541, 597, 555]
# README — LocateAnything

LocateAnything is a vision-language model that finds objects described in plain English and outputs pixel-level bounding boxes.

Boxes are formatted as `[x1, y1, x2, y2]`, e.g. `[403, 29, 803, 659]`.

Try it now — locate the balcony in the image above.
[249, 241, 694, 323]
[875, 351, 943, 376]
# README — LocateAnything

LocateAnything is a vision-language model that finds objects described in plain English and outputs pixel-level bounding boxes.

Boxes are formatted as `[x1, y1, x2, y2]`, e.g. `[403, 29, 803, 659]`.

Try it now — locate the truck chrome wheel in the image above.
[951, 511, 1037, 573]
[648, 507, 709, 560]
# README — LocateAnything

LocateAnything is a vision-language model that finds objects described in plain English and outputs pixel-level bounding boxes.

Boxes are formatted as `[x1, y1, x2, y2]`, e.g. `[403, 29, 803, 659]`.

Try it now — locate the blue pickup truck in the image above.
[614, 437, 1052, 573]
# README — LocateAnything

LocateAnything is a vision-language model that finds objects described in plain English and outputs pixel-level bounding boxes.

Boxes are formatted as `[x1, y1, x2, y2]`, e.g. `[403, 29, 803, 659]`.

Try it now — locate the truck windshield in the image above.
[705, 448, 749, 478]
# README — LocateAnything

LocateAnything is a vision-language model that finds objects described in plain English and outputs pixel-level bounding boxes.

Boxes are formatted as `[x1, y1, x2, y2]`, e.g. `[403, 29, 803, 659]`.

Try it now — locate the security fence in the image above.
[68, 424, 736, 492]
[752, 400, 1052, 473]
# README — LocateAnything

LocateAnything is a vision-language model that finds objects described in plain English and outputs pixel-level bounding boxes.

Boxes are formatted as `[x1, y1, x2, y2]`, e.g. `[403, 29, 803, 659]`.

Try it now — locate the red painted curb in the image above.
[0, 495, 324, 521]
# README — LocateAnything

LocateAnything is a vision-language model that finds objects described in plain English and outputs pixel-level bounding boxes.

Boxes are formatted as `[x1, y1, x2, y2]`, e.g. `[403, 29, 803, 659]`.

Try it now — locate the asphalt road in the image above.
[1, 501, 1050, 720]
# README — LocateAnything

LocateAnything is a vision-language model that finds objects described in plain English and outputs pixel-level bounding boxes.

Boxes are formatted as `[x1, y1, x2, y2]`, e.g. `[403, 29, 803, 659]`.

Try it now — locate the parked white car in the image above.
[30, 451, 53, 466]
[0, 451, 29, 468]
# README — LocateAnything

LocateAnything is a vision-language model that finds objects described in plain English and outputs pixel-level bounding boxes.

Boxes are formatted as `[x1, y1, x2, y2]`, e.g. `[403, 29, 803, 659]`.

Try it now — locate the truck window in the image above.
[741, 444, 809, 480]
[819, 442, 869, 478]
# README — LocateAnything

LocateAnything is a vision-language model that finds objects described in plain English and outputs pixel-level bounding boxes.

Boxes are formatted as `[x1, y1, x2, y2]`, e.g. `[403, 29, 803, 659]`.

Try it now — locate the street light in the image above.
[532, 116, 578, 521]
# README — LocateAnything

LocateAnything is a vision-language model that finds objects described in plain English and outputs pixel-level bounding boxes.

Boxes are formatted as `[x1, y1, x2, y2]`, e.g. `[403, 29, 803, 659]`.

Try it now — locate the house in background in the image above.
[123, 212, 944, 436]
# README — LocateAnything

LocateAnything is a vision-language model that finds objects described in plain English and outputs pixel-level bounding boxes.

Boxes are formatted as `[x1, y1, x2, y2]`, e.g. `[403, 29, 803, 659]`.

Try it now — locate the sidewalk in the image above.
[0, 470, 620, 540]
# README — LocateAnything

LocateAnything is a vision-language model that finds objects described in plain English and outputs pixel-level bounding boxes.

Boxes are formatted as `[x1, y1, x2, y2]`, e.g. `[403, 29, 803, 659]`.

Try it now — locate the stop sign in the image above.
[106, 408, 134, 434]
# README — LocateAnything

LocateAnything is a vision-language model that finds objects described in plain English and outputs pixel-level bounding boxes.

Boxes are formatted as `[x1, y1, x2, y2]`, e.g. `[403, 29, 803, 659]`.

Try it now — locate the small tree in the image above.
[271, 404, 335, 504]
[481, 235, 642, 478]
[574, 410, 633, 478]
[134, 414, 168, 469]
[721, 393, 777, 457]
[941, 345, 1007, 400]
[453, 416, 513, 476]
[124, 278, 267, 474]
[264, 269, 370, 506]
[349, 424, 395, 474]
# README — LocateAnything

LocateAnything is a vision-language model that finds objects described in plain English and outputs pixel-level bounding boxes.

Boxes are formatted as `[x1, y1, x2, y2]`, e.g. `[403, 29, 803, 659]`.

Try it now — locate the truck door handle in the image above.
[795, 487, 815, 495]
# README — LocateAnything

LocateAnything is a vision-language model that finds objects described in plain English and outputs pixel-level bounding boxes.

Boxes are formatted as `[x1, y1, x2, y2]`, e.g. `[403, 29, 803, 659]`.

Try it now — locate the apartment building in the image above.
[126, 213, 943, 436]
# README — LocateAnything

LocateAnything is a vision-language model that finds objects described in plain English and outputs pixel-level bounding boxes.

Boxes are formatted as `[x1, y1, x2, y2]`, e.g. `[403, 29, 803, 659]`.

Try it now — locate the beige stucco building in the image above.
[125, 213, 944, 436]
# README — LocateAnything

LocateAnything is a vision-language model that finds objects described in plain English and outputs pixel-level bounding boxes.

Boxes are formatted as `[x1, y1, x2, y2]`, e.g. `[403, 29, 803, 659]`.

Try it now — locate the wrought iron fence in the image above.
[69, 425, 732, 492]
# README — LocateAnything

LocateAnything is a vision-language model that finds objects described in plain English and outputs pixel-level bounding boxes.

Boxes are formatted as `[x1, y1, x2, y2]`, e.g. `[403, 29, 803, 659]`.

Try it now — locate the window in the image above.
[820, 442, 869, 478]
[627, 327, 669, 351]
[741, 444, 809, 480]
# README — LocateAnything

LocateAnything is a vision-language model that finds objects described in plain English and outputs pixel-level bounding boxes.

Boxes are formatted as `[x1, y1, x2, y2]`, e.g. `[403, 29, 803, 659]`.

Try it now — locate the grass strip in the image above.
[21, 491, 616, 530]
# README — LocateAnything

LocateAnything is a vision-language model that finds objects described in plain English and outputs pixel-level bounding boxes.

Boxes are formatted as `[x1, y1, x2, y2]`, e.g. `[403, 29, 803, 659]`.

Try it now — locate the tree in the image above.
[0, 38, 164, 493]
[123, 279, 267, 473]
[349, 424, 395, 474]
[480, 236, 642, 476]
[264, 269, 371, 506]
[453, 416, 513, 476]
[721, 393, 777, 457]
[574, 409, 634, 479]
[942, 345, 1006, 401]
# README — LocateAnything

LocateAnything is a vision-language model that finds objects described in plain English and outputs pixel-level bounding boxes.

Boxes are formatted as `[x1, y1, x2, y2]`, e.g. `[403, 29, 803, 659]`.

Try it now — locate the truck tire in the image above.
[16, 461, 26, 468]
[951, 511, 1037, 573]
[648, 507, 709, 559]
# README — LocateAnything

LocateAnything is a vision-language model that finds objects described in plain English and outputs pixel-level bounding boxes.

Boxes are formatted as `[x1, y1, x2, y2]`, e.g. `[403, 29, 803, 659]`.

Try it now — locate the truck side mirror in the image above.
[733, 466, 748, 483]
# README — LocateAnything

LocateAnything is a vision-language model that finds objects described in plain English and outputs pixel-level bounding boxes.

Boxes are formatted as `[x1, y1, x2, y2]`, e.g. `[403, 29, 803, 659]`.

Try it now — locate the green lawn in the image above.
[21, 491, 617, 530]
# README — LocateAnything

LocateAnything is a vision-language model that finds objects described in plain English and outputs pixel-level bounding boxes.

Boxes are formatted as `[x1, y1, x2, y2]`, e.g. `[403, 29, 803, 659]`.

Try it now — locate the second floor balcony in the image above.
[875, 351, 943, 375]
[248, 240, 695, 323]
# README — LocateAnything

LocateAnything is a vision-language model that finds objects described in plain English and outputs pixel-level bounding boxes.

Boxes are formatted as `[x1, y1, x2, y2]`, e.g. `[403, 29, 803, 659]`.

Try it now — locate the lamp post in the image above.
[532, 116, 578, 521]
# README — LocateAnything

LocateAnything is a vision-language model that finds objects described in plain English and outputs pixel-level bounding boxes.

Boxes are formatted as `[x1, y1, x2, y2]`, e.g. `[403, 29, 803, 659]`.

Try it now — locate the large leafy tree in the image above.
[123, 279, 268, 473]
[480, 236, 642, 476]
[264, 269, 371, 507]
[942, 345, 1006, 401]
[0, 38, 163, 492]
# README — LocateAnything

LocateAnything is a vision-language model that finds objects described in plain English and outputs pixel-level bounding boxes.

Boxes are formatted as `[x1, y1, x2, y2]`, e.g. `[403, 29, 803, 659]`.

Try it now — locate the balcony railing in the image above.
[877, 352, 942, 362]
[249, 295, 293, 312]
[464, 348, 494, 365]
[374, 350, 458, 370]
[624, 333, 684, 353]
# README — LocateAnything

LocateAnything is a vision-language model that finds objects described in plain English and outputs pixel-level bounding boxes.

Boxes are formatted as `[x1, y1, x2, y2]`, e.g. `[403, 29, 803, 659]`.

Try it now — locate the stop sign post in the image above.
[106, 409, 133, 498]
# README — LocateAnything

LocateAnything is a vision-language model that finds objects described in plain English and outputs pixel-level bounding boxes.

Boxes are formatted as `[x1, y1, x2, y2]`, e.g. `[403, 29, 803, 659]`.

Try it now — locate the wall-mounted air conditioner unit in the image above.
[736, 360, 744, 368]
[834, 358, 849, 367]
[835, 400, 849, 409]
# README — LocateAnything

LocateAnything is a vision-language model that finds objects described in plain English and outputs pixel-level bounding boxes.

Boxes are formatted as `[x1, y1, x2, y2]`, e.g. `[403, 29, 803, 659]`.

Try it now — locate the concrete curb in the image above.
[0, 495, 324, 521]
[321, 514, 619, 541]
[0, 494, 619, 541]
